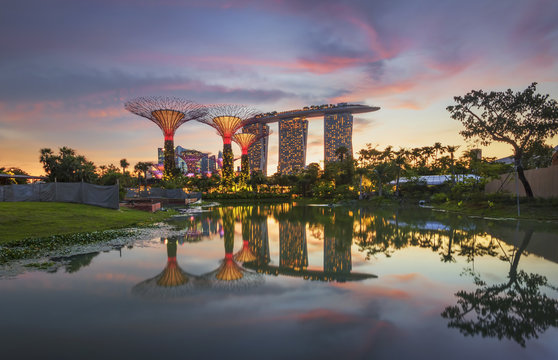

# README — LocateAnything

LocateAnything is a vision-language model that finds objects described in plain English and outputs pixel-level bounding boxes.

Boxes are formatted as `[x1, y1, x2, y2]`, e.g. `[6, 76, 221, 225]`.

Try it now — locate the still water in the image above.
[1, 203, 558, 359]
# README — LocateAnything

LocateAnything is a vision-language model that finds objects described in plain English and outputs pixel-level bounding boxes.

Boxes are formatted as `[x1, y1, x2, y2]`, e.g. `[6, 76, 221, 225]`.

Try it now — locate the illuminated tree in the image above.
[233, 130, 270, 186]
[124, 97, 206, 178]
[199, 105, 258, 189]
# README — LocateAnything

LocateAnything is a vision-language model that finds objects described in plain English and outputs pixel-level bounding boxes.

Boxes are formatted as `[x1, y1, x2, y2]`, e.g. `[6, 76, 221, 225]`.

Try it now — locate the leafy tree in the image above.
[39, 147, 97, 182]
[0, 167, 30, 185]
[447, 82, 558, 197]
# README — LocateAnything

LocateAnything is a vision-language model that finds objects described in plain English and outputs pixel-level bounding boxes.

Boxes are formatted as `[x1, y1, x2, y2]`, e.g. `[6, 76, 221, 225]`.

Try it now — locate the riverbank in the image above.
[431, 198, 558, 221]
[0, 202, 176, 244]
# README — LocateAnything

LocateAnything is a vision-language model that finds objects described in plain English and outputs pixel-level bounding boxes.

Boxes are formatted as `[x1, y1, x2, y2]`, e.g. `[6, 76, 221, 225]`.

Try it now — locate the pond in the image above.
[1, 203, 558, 359]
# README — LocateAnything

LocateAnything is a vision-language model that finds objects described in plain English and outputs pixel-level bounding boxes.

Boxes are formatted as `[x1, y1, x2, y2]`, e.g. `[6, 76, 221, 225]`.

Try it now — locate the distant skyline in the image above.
[1, 0, 557, 175]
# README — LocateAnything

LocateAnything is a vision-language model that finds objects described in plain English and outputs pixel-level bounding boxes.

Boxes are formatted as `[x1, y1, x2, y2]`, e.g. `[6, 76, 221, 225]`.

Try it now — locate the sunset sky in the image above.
[1, 0, 557, 175]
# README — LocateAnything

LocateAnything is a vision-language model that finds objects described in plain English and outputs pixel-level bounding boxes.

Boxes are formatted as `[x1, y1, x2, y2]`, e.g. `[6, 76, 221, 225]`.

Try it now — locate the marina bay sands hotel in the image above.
[243, 103, 380, 175]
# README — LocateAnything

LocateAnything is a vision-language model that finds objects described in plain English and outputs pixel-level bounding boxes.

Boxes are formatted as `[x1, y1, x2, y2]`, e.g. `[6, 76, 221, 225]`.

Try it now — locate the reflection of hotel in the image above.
[324, 112, 353, 163]
[324, 235, 352, 274]
[279, 221, 308, 271]
[278, 117, 308, 174]
[248, 218, 270, 265]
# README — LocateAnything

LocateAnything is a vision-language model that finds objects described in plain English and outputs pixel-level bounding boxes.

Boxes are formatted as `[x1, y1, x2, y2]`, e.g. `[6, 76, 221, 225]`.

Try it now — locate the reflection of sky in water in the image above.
[1, 205, 558, 359]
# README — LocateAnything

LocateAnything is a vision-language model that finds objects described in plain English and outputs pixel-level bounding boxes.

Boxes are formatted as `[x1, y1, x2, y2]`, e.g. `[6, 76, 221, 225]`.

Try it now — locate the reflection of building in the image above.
[249, 217, 270, 265]
[279, 221, 308, 271]
[278, 117, 308, 174]
[324, 112, 353, 163]
[324, 236, 352, 274]
[243, 123, 270, 175]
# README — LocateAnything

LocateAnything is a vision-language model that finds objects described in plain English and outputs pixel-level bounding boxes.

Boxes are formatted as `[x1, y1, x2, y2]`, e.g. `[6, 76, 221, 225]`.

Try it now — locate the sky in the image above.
[1, 0, 557, 175]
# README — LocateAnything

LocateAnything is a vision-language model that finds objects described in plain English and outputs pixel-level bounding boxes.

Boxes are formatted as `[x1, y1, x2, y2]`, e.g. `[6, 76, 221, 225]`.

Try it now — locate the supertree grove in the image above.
[124, 96, 206, 178]
[232, 130, 270, 184]
[199, 104, 258, 189]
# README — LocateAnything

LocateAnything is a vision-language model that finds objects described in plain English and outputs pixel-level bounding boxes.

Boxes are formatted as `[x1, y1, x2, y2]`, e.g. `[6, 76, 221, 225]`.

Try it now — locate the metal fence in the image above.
[0, 182, 119, 209]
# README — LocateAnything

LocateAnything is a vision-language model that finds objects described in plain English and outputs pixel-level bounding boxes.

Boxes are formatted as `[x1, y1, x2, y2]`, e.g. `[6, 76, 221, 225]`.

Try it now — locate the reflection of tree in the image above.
[441, 228, 558, 347]
[63, 252, 100, 273]
[354, 207, 500, 263]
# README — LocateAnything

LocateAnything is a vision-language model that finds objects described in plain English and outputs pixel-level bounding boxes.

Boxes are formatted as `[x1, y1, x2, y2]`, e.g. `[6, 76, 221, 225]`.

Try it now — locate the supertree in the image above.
[232, 129, 271, 185]
[124, 96, 206, 178]
[199, 105, 258, 189]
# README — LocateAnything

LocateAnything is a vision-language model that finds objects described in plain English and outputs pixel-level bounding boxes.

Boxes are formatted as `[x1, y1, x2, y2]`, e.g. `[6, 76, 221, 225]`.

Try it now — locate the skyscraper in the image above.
[278, 117, 308, 174]
[324, 112, 353, 162]
[242, 122, 270, 175]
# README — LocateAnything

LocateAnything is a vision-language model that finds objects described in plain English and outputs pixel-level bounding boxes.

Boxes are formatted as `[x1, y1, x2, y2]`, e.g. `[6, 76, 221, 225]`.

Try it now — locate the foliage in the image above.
[0, 167, 29, 185]
[447, 82, 558, 197]
[39, 146, 97, 182]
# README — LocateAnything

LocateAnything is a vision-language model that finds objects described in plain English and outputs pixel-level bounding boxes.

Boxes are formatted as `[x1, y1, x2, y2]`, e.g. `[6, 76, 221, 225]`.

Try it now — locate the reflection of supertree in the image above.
[442, 228, 558, 347]
[199, 105, 258, 188]
[125, 97, 206, 178]
[233, 131, 270, 186]
[132, 238, 200, 298]
[202, 207, 263, 289]
[234, 206, 257, 262]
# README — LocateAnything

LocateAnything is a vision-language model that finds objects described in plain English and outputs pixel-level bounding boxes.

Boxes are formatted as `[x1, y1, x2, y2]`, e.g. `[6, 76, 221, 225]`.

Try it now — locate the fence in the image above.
[485, 166, 558, 198]
[125, 188, 201, 200]
[0, 182, 119, 209]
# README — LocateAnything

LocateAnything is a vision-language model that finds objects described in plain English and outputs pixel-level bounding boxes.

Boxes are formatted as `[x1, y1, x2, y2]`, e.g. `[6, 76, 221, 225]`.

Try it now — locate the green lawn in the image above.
[0, 202, 174, 244]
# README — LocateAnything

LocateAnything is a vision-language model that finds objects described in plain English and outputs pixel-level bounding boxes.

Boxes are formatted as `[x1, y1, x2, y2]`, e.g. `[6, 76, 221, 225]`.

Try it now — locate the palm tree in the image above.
[134, 161, 153, 187]
[120, 158, 130, 174]
[446, 145, 460, 184]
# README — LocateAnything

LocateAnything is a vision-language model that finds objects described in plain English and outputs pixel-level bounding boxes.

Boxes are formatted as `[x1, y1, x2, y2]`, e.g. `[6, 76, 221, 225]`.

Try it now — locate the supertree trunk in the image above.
[241, 153, 250, 181]
[222, 143, 234, 188]
[164, 138, 176, 178]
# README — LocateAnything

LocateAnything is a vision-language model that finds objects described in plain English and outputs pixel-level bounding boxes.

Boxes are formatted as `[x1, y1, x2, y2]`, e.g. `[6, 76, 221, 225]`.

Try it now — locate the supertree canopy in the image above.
[199, 105, 258, 188]
[233, 131, 271, 183]
[124, 96, 206, 178]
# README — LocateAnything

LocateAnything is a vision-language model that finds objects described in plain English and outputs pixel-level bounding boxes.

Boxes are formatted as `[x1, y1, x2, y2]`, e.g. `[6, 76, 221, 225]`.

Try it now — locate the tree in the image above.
[447, 83, 558, 197]
[39, 147, 97, 182]
[120, 158, 130, 174]
[0, 167, 30, 185]
[134, 161, 153, 187]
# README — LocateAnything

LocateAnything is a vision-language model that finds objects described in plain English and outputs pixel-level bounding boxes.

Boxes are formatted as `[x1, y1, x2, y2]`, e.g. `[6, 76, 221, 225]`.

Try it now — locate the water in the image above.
[1, 203, 558, 359]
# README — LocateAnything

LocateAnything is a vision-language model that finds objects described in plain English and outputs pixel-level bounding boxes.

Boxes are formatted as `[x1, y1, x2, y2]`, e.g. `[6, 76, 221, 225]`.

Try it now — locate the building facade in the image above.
[324, 112, 353, 163]
[243, 122, 270, 176]
[278, 117, 308, 174]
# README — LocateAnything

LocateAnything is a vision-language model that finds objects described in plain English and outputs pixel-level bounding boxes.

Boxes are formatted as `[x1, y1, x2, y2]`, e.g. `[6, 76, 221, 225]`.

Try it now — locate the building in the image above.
[278, 117, 308, 174]
[157, 146, 213, 175]
[208, 155, 217, 173]
[324, 112, 353, 163]
[243, 122, 270, 175]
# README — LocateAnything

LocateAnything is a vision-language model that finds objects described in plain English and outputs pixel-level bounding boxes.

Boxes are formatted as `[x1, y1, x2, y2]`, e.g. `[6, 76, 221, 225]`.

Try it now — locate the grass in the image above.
[0, 202, 175, 244]
[433, 198, 558, 221]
